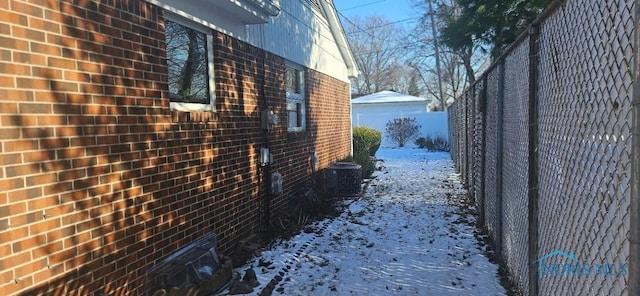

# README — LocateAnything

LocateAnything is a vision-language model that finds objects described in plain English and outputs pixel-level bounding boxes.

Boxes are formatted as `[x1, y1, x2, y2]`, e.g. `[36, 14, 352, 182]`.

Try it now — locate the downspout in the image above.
[629, 2, 640, 294]
[349, 91, 354, 156]
[259, 24, 272, 230]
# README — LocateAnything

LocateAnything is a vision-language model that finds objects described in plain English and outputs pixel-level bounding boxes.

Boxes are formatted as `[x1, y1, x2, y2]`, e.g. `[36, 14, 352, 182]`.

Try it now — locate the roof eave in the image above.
[319, 0, 358, 78]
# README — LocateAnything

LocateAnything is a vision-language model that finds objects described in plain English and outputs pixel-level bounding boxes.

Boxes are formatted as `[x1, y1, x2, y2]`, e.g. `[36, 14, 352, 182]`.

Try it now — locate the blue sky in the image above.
[332, 0, 420, 30]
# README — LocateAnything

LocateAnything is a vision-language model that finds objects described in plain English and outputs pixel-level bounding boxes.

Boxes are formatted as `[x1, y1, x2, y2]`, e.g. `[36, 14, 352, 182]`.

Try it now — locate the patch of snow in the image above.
[226, 148, 506, 295]
[199, 265, 214, 277]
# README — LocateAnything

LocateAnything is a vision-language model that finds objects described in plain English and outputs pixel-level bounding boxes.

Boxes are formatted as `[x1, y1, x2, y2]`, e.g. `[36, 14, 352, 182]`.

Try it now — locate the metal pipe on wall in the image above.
[259, 24, 272, 230]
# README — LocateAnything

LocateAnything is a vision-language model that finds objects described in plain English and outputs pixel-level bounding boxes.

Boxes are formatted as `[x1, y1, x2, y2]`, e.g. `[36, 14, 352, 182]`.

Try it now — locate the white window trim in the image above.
[164, 13, 216, 112]
[286, 62, 306, 132]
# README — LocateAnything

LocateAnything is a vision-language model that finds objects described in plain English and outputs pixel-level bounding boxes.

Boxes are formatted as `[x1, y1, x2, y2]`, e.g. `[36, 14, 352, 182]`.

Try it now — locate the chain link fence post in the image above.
[630, 2, 640, 293]
[495, 61, 505, 261]
[478, 80, 487, 227]
[471, 84, 477, 201]
[463, 92, 469, 185]
[527, 24, 540, 296]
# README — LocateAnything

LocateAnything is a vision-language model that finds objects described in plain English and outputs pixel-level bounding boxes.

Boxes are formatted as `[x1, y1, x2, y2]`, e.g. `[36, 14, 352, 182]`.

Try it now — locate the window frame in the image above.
[285, 62, 306, 132]
[164, 13, 216, 112]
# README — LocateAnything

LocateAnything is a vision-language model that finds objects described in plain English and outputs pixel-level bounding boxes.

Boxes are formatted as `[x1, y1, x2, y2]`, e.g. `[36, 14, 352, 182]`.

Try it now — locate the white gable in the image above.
[245, 0, 357, 82]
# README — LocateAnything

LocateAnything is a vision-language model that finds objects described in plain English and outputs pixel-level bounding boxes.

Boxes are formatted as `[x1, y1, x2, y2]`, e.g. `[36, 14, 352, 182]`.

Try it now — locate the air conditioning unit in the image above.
[325, 162, 362, 197]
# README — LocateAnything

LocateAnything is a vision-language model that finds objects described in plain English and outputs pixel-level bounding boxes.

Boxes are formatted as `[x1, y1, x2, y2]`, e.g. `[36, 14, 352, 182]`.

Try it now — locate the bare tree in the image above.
[343, 16, 408, 95]
[341, 7, 483, 102]
[406, 0, 488, 107]
[410, 49, 474, 108]
[385, 63, 422, 95]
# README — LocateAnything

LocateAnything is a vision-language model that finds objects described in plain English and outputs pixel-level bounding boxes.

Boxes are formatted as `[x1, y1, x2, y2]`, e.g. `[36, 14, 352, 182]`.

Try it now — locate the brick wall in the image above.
[0, 0, 352, 295]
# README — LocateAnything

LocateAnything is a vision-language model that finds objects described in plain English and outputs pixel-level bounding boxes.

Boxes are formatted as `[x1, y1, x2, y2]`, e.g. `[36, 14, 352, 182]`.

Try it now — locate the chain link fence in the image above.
[501, 36, 531, 295]
[447, 0, 636, 295]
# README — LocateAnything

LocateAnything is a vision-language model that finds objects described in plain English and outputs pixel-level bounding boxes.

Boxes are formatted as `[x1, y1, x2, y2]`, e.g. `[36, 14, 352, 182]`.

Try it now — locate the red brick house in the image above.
[0, 0, 357, 294]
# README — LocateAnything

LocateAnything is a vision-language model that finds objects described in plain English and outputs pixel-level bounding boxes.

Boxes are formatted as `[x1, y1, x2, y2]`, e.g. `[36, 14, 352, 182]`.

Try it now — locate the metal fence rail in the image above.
[447, 0, 636, 295]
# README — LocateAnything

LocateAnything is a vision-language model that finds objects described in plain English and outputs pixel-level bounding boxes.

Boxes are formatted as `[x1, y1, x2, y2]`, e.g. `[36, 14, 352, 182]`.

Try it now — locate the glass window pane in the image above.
[286, 64, 305, 131]
[165, 20, 210, 104]
[288, 110, 297, 128]
[296, 103, 302, 127]
[286, 67, 299, 94]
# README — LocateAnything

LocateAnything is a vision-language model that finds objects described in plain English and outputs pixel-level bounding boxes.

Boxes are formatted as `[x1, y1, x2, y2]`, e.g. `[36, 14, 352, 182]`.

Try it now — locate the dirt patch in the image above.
[230, 186, 346, 269]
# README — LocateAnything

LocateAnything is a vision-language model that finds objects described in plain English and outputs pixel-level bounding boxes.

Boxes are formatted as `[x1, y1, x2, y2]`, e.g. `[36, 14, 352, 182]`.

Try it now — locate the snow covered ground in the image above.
[227, 147, 506, 295]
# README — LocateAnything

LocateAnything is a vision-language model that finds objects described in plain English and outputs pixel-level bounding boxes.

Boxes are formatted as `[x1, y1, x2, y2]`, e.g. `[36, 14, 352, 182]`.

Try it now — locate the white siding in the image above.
[149, 0, 352, 82]
[245, 0, 351, 82]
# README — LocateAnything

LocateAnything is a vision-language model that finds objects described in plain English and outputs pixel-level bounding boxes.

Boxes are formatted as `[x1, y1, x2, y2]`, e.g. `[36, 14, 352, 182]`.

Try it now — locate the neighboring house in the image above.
[351, 91, 448, 147]
[0, 0, 357, 295]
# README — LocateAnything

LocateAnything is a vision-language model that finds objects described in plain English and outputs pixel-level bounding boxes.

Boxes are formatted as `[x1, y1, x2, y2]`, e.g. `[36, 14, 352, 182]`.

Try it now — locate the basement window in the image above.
[165, 15, 215, 112]
[146, 233, 233, 294]
[286, 62, 306, 132]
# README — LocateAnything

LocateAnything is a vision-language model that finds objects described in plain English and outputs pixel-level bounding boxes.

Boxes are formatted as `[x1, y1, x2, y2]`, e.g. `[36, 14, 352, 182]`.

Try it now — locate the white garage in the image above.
[351, 91, 448, 148]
